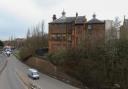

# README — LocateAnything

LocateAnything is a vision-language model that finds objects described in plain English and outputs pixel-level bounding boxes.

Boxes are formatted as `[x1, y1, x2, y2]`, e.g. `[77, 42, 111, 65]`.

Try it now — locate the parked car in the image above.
[27, 68, 39, 80]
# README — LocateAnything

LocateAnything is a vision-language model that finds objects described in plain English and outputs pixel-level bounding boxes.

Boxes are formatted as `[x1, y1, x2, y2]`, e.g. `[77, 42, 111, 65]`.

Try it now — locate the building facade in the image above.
[49, 11, 86, 52]
[86, 14, 105, 46]
[49, 11, 112, 52]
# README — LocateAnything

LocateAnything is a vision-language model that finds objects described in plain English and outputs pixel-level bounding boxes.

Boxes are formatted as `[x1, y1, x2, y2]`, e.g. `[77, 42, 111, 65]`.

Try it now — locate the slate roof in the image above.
[50, 16, 86, 24]
[87, 18, 104, 24]
[75, 16, 86, 24]
[87, 14, 104, 24]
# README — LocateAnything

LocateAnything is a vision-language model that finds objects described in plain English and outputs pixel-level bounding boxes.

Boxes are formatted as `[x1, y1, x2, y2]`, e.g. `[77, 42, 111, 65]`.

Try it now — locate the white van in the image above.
[27, 68, 39, 79]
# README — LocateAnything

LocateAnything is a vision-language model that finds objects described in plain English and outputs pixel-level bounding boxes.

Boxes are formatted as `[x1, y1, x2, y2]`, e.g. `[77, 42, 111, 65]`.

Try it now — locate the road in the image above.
[0, 54, 26, 89]
[0, 54, 79, 89]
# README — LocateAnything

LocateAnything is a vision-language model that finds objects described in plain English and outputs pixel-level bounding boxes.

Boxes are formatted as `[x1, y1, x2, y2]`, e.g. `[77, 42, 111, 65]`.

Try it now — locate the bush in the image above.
[0, 40, 4, 47]
[45, 49, 67, 65]
[19, 47, 33, 61]
[45, 39, 128, 89]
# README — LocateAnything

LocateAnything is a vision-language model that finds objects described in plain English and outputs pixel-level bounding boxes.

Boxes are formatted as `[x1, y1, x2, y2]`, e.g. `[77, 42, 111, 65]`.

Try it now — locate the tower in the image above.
[61, 10, 66, 18]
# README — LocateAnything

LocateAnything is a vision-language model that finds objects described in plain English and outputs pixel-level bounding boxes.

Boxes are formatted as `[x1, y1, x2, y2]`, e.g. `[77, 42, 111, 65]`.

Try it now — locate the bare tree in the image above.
[19, 21, 48, 60]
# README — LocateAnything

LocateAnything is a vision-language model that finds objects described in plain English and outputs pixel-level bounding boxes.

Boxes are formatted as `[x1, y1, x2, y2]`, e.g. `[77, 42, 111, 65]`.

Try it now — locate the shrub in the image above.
[45, 49, 67, 65]
[19, 47, 34, 61]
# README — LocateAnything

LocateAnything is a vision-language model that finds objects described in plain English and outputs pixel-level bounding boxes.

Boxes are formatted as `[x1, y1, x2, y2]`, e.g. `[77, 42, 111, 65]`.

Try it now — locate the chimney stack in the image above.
[76, 12, 78, 17]
[52, 14, 57, 21]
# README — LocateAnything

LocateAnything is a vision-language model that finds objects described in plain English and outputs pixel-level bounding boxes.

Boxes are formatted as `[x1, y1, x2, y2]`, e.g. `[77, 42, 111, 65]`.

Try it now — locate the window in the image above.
[51, 34, 56, 39]
[51, 34, 66, 41]
[57, 34, 61, 39]
[67, 34, 71, 41]
[88, 25, 92, 34]
[62, 34, 66, 40]
[88, 25, 92, 30]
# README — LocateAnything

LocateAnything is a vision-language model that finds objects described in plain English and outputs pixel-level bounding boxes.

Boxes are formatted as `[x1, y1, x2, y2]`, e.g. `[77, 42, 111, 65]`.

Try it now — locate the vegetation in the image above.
[46, 19, 128, 89]
[18, 18, 128, 88]
[0, 40, 4, 47]
[46, 38, 128, 89]
[13, 50, 21, 59]
[19, 21, 48, 61]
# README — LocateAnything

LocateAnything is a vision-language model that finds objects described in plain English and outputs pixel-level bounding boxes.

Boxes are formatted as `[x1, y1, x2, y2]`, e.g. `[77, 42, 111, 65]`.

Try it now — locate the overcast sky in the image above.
[0, 0, 128, 40]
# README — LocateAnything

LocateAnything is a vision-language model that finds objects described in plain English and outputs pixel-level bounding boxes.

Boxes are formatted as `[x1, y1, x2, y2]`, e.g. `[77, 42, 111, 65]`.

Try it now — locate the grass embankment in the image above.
[13, 50, 83, 88]
[13, 50, 21, 59]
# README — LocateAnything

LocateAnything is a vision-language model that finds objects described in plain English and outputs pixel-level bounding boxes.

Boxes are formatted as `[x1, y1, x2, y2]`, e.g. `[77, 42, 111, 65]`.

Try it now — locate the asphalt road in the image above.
[0, 54, 25, 89]
[0, 54, 79, 89]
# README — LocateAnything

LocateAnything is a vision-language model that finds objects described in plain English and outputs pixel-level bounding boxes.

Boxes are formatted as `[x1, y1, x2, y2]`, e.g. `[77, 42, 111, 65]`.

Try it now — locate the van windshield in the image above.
[32, 72, 38, 75]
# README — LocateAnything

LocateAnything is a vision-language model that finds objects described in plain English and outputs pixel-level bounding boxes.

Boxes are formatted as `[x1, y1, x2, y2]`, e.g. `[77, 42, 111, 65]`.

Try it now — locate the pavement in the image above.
[0, 54, 79, 89]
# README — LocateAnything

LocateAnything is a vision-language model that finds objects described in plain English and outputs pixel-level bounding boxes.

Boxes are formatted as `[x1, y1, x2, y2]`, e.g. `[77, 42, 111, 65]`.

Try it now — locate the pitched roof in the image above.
[75, 16, 86, 24]
[50, 17, 75, 24]
[88, 18, 104, 24]
[50, 16, 86, 24]
[87, 14, 104, 24]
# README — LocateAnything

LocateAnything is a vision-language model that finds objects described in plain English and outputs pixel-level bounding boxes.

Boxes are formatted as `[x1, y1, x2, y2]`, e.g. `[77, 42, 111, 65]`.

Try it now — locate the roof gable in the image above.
[75, 16, 86, 24]
[87, 18, 104, 24]
[87, 14, 104, 24]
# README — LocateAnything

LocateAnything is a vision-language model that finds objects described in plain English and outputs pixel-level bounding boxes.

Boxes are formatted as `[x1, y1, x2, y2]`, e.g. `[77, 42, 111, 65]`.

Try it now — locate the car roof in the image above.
[28, 68, 38, 72]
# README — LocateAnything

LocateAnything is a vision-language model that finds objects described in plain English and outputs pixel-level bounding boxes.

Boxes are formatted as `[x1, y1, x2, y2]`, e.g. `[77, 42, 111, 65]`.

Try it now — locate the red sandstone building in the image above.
[48, 11, 113, 52]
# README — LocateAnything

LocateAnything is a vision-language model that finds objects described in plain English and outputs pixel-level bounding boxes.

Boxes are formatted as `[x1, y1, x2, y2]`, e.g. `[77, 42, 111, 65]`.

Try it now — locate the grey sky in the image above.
[0, 0, 128, 40]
